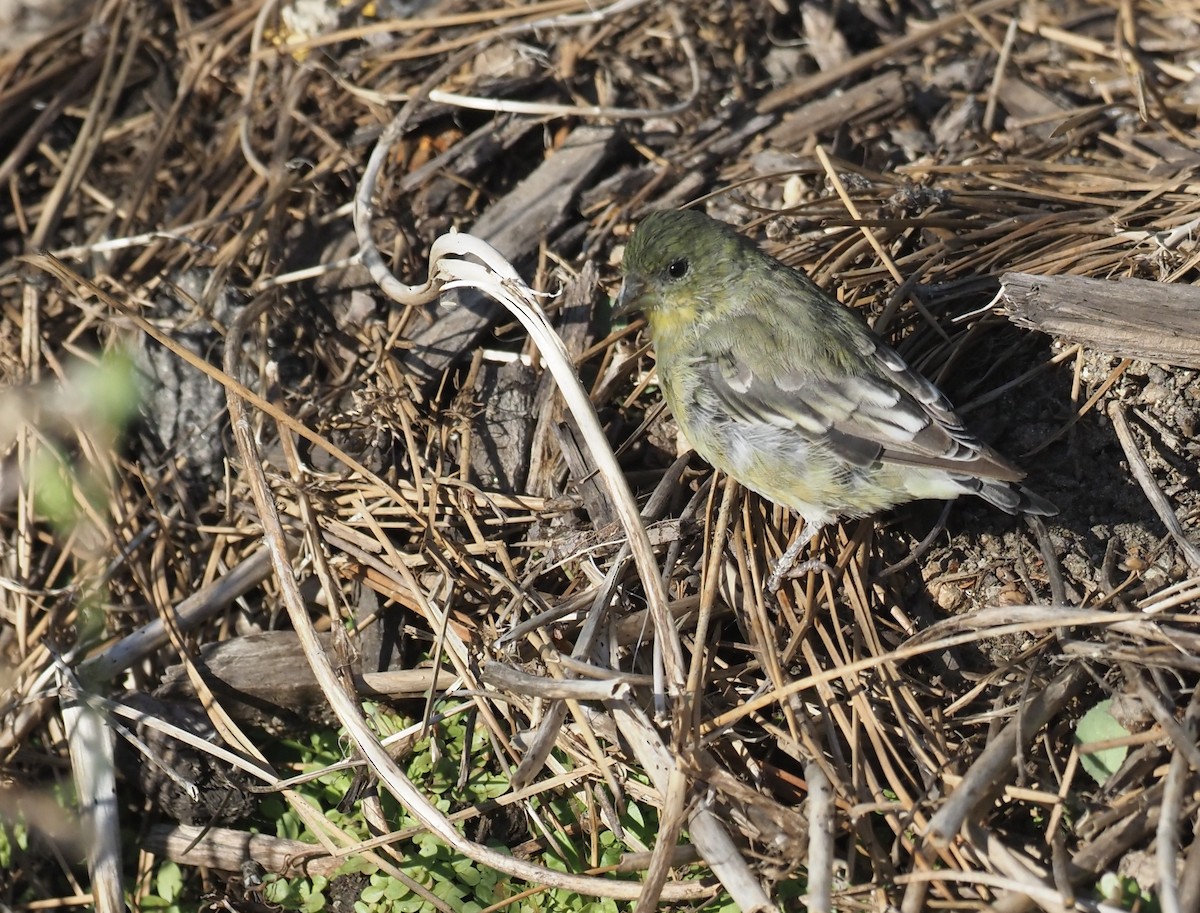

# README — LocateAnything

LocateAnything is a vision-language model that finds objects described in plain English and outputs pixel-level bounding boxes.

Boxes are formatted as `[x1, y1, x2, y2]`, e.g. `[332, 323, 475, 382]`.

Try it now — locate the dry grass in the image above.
[2, 0, 1200, 910]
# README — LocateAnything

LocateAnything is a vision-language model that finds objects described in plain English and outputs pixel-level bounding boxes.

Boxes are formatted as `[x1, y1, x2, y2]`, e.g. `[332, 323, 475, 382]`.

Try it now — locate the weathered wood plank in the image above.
[999, 271, 1200, 368]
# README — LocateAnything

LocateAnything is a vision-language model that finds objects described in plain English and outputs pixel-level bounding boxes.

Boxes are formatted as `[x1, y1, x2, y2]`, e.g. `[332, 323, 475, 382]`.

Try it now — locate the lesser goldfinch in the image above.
[616, 209, 1056, 588]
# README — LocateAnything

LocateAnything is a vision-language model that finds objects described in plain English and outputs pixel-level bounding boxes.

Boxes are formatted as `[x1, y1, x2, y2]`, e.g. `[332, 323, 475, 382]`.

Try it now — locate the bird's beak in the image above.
[614, 274, 645, 318]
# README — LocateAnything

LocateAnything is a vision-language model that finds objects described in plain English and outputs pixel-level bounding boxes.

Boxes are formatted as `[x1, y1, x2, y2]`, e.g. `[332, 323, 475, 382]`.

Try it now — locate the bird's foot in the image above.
[766, 520, 830, 590]
[767, 557, 836, 591]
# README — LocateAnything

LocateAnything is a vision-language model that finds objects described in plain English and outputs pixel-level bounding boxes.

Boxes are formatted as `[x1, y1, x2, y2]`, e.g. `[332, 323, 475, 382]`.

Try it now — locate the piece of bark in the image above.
[999, 271, 1200, 368]
[117, 693, 257, 826]
[554, 417, 617, 529]
[468, 357, 537, 492]
[156, 631, 455, 724]
[135, 269, 240, 499]
[398, 124, 615, 386]
[802, 5, 851, 73]
[413, 115, 538, 217]
[765, 70, 906, 148]
[579, 107, 773, 216]
[662, 110, 775, 211]
[994, 76, 1071, 139]
[1134, 135, 1200, 172]
[527, 261, 597, 496]
[755, 0, 1019, 115]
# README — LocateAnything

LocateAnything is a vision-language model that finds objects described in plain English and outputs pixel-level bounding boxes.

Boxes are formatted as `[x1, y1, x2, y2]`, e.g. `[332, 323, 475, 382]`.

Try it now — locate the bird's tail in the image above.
[971, 478, 1058, 516]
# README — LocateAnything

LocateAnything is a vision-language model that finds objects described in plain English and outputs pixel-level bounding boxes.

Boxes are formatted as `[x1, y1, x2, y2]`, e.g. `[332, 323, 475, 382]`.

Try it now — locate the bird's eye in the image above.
[667, 258, 690, 279]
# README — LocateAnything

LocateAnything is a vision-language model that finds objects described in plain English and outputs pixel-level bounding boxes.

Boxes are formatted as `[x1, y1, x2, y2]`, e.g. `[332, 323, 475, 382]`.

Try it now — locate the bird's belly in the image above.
[682, 416, 944, 523]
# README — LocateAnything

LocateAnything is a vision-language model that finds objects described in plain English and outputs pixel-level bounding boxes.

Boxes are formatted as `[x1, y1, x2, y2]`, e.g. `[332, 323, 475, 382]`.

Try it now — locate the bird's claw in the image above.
[767, 557, 836, 591]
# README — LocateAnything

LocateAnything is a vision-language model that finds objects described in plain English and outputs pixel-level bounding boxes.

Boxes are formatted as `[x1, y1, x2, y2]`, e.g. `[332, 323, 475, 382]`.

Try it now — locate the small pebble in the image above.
[1141, 382, 1168, 404]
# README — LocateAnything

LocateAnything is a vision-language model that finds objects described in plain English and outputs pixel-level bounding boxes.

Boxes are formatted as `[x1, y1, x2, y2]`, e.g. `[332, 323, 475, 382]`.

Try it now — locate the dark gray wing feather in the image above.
[700, 335, 1024, 482]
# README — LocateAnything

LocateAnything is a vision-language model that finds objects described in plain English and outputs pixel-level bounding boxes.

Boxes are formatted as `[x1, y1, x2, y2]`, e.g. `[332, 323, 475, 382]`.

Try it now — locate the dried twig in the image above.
[1109, 402, 1200, 572]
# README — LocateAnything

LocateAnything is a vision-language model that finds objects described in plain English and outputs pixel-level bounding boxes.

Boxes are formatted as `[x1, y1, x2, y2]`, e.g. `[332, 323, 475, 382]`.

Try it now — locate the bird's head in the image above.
[616, 209, 759, 332]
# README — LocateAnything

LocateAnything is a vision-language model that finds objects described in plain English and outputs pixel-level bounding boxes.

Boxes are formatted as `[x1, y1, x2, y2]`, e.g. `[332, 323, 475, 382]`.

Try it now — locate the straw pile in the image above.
[2, 0, 1199, 909]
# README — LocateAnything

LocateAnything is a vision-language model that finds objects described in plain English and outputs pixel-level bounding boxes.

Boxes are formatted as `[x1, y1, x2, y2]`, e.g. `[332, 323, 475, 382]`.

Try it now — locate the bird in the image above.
[615, 208, 1056, 589]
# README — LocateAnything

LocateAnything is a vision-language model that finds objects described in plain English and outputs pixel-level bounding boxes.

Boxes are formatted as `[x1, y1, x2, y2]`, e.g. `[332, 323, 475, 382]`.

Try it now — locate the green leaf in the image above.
[335, 856, 375, 877]
[474, 882, 496, 904]
[416, 834, 442, 858]
[1075, 699, 1130, 785]
[359, 883, 385, 904]
[82, 348, 141, 429]
[397, 894, 428, 913]
[263, 878, 295, 906]
[432, 880, 465, 903]
[154, 862, 184, 903]
[0, 821, 24, 870]
[31, 448, 78, 528]
[453, 862, 481, 886]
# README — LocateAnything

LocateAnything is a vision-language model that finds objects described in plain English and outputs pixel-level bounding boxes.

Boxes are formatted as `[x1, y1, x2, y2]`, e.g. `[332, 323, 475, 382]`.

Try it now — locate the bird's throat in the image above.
[646, 302, 701, 349]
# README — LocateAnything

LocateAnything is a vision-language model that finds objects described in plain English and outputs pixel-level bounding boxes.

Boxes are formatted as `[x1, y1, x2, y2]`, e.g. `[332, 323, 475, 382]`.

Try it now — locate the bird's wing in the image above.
[699, 333, 1025, 482]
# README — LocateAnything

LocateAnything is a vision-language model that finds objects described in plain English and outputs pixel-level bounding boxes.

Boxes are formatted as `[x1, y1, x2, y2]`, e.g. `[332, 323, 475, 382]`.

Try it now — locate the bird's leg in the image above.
[767, 519, 831, 591]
